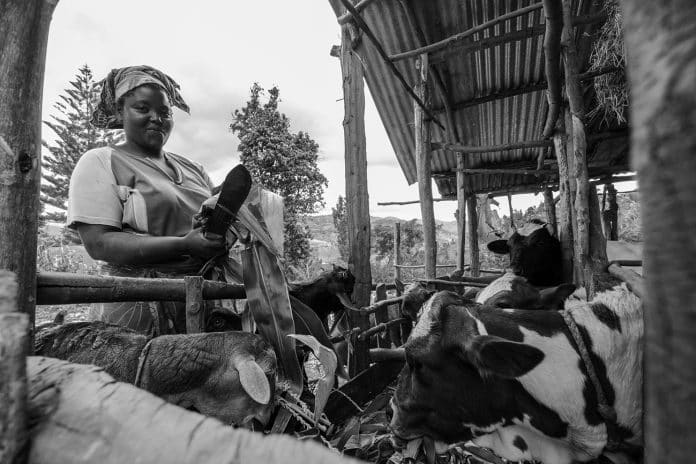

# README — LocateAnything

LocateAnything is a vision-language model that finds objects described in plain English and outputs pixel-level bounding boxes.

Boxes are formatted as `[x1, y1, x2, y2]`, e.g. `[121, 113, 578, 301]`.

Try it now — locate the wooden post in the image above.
[0, 0, 58, 332]
[587, 185, 608, 293]
[553, 117, 575, 283]
[507, 192, 515, 230]
[543, 187, 557, 236]
[620, 2, 696, 460]
[414, 53, 436, 280]
[184, 276, 205, 334]
[393, 222, 402, 286]
[0, 271, 29, 464]
[374, 283, 389, 348]
[606, 183, 619, 240]
[340, 26, 371, 375]
[466, 195, 480, 277]
[456, 159, 467, 271]
[561, 0, 592, 289]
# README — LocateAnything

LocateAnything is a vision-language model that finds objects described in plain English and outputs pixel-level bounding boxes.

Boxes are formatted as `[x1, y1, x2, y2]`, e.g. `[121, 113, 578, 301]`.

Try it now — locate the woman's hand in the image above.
[181, 228, 227, 259]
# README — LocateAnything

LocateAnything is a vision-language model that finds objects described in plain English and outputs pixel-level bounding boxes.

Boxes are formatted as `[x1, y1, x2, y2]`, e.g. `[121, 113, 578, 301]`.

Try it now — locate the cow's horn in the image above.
[235, 357, 271, 405]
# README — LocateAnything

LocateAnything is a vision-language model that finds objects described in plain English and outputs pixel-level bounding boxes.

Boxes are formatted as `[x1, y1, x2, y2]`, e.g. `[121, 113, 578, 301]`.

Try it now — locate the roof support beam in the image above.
[432, 139, 553, 153]
[337, 0, 379, 25]
[337, 0, 445, 130]
[390, 10, 606, 63]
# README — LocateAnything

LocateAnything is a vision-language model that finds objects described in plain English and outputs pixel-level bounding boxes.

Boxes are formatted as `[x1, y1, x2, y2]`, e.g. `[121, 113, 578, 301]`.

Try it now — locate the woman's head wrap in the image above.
[91, 65, 190, 129]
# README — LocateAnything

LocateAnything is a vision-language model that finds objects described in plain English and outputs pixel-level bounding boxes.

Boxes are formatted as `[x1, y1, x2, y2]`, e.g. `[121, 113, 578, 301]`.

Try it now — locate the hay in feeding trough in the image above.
[588, 0, 628, 127]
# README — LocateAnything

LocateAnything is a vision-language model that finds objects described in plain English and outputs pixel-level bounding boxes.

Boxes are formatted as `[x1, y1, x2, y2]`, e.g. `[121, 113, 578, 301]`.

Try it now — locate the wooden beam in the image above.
[0, 0, 58, 333]
[467, 195, 480, 277]
[184, 276, 205, 334]
[553, 116, 575, 283]
[415, 54, 437, 280]
[336, 0, 446, 130]
[378, 198, 453, 206]
[543, 187, 557, 236]
[340, 27, 371, 375]
[607, 263, 644, 300]
[399, 11, 607, 64]
[433, 66, 622, 114]
[0, 271, 29, 464]
[390, 3, 544, 62]
[36, 272, 246, 305]
[456, 158, 467, 271]
[542, 0, 563, 137]
[337, 0, 379, 25]
[433, 139, 554, 153]
[456, 168, 555, 176]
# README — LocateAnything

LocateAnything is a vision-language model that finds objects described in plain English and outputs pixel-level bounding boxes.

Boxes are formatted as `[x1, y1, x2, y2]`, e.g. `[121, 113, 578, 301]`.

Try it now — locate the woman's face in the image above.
[119, 85, 174, 155]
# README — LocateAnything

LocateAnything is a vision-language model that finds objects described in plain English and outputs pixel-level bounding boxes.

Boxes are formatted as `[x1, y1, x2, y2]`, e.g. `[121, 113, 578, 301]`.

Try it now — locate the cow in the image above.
[390, 284, 643, 464]
[487, 219, 563, 287]
[475, 271, 577, 310]
[35, 321, 276, 428]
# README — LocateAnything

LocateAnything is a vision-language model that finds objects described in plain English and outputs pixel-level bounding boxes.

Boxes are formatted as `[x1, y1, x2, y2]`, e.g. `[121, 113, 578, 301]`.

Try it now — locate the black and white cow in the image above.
[475, 271, 576, 310]
[487, 220, 563, 287]
[390, 284, 642, 464]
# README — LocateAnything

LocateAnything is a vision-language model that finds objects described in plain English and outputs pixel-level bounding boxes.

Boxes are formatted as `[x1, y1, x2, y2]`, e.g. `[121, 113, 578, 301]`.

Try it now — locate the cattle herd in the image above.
[34, 221, 643, 464]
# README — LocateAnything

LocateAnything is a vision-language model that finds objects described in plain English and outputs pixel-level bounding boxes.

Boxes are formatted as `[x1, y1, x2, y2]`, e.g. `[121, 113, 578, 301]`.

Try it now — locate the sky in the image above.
[41, 0, 635, 222]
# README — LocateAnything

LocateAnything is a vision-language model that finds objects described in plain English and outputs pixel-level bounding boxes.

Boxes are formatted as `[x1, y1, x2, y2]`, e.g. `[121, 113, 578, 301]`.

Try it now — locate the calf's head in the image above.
[390, 299, 545, 444]
[475, 272, 576, 310]
[487, 221, 562, 286]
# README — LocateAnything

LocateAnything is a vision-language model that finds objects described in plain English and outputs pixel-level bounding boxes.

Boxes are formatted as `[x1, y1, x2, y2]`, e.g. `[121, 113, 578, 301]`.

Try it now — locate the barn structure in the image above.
[327, 0, 630, 292]
[1, 0, 695, 463]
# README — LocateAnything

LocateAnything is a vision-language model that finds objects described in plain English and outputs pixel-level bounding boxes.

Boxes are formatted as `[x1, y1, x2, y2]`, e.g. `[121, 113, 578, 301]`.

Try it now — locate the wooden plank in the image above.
[433, 139, 553, 153]
[185, 276, 205, 334]
[340, 27, 371, 376]
[378, 198, 453, 206]
[324, 359, 404, 424]
[0, 271, 28, 464]
[0, 0, 58, 332]
[393, 222, 401, 283]
[415, 54, 436, 280]
[36, 272, 246, 305]
[467, 195, 480, 277]
[26, 357, 356, 463]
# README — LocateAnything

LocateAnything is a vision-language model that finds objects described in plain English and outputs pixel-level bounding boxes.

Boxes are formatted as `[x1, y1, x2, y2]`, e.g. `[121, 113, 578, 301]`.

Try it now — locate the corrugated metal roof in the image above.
[327, 0, 628, 197]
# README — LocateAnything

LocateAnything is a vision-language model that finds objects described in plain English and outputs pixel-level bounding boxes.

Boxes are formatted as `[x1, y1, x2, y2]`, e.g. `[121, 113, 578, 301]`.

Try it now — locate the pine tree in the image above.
[230, 84, 328, 272]
[41, 65, 124, 227]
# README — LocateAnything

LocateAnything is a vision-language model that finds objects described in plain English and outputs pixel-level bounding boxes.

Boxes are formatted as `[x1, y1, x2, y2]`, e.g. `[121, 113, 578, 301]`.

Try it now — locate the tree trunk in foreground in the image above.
[619, 1, 696, 461]
[26, 357, 357, 464]
[0, 0, 58, 328]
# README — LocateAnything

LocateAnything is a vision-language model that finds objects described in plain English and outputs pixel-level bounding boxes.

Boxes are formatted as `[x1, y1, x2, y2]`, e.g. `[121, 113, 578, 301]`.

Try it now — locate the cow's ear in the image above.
[467, 336, 544, 379]
[487, 240, 510, 254]
[538, 283, 576, 310]
[395, 279, 405, 293]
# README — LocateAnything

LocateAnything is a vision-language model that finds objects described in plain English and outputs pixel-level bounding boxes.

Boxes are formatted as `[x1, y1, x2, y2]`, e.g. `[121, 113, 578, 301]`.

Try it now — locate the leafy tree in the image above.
[230, 84, 328, 270]
[41, 64, 124, 229]
[332, 195, 349, 262]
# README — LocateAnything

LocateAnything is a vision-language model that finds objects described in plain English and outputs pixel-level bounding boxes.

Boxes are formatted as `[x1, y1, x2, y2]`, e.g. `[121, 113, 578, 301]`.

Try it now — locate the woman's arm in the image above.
[76, 223, 226, 265]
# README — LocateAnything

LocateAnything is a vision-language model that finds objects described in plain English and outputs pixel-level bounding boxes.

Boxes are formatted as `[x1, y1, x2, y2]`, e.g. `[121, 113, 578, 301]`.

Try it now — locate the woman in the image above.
[67, 65, 227, 335]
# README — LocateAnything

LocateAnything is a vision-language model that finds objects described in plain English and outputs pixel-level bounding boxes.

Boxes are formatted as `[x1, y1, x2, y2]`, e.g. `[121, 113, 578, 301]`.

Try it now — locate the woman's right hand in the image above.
[181, 228, 227, 259]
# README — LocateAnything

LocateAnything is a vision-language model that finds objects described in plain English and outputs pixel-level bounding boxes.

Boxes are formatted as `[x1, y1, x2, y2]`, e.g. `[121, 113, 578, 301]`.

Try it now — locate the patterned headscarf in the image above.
[91, 65, 190, 129]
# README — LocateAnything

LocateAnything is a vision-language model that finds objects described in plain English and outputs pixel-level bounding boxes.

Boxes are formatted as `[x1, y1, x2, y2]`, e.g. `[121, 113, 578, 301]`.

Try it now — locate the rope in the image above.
[134, 338, 155, 389]
[561, 310, 641, 456]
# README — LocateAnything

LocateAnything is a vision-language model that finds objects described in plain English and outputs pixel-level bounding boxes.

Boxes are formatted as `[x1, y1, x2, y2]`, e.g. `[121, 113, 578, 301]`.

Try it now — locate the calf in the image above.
[475, 271, 576, 310]
[487, 220, 563, 286]
[35, 322, 276, 427]
[390, 285, 642, 464]
[288, 264, 355, 329]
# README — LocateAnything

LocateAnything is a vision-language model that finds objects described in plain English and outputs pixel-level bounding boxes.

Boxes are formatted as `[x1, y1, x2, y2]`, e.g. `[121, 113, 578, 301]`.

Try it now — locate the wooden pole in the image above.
[434, 139, 553, 153]
[456, 159, 467, 271]
[543, 187, 557, 236]
[0, 0, 58, 333]
[0, 271, 29, 464]
[393, 222, 402, 285]
[541, 0, 563, 137]
[553, 117, 575, 283]
[467, 195, 480, 277]
[620, 2, 696, 460]
[587, 185, 608, 293]
[184, 276, 205, 334]
[340, 27, 371, 375]
[607, 183, 619, 240]
[374, 283, 389, 348]
[414, 53, 436, 280]
[561, 0, 592, 290]
[507, 192, 515, 230]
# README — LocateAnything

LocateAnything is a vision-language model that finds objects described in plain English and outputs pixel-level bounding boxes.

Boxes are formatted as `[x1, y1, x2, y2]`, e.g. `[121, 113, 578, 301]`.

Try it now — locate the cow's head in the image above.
[395, 280, 437, 321]
[390, 297, 545, 445]
[475, 272, 576, 310]
[487, 220, 562, 286]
